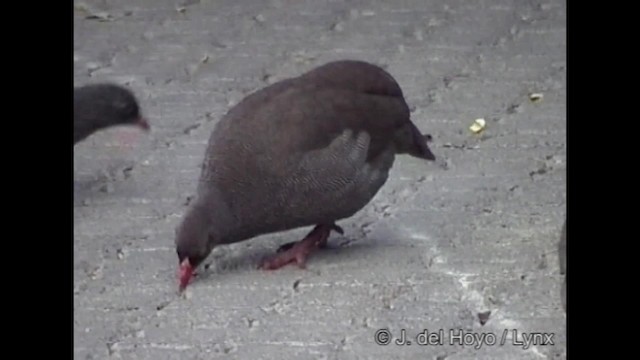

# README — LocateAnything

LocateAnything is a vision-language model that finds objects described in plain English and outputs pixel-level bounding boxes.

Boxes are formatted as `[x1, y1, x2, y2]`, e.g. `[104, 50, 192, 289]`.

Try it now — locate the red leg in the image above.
[260, 223, 343, 270]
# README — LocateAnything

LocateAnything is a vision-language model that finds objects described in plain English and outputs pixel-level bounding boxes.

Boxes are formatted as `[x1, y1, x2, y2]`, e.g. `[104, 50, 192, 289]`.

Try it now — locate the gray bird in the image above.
[559, 219, 566, 311]
[175, 60, 436, 291]
[74, 83, 149, 145]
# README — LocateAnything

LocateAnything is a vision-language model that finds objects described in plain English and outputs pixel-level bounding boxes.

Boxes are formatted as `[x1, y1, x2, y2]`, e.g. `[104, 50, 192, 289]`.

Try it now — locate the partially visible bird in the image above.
[74, 83, 149, 145]
[559, 219, 566, 311]
[174, 60, 437, 292]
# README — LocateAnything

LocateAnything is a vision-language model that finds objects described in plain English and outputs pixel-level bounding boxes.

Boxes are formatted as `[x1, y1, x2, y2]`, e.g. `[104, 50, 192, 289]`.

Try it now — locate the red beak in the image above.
[178, 259, 194, 292]
[137, 117, 150, 131]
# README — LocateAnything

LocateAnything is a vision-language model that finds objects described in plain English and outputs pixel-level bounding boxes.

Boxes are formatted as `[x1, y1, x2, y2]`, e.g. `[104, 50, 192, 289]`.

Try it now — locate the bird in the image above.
[174, 60, 436, 291]
[559, 219, 566, 311]
[74, 83, 149, 145]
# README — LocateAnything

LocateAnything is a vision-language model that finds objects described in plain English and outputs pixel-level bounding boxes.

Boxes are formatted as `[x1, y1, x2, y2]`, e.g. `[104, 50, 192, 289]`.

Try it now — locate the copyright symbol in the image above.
[375, 329, 391, 345]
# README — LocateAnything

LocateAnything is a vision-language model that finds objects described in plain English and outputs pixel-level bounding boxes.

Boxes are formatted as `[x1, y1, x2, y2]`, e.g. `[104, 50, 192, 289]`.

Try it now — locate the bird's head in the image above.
[174, 202, 215, 292]
[81, 83, 150, 131]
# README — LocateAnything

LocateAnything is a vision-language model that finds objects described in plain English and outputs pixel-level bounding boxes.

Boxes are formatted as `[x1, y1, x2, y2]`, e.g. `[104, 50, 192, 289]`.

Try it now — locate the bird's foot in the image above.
[259, 223, 343, 270]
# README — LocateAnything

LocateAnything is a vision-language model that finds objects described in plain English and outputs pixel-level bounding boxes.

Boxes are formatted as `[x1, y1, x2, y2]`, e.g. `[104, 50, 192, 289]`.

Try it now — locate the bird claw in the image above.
[261, 223, 342, 271]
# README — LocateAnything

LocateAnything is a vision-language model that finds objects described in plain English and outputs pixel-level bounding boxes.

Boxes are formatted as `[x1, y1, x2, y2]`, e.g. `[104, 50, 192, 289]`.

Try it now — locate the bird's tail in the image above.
[394, 122, 436, 161]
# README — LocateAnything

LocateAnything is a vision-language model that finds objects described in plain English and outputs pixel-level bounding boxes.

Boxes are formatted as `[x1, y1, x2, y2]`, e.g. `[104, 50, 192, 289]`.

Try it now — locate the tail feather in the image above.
[415, 132, 435, 160]
[397, 122, 435, 160]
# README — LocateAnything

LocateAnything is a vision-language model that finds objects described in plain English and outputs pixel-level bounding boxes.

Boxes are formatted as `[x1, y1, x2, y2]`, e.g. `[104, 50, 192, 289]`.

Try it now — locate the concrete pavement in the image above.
[74, 0, 567, 358]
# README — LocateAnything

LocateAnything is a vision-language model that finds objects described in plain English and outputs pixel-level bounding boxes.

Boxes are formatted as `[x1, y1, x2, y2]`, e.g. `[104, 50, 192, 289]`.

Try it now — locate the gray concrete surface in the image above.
[73, 0, 566, 359]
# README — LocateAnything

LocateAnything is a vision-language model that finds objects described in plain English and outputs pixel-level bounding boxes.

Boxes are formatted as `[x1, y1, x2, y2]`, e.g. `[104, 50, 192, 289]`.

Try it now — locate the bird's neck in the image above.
[192, 185, 238, 245]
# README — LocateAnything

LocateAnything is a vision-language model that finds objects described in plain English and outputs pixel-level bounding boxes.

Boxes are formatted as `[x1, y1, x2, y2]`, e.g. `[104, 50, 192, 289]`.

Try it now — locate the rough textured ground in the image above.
[73, 0, 566, 359]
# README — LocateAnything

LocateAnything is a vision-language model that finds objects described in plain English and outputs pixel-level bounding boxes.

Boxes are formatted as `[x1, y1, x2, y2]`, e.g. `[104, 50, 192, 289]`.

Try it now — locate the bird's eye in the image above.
[114, 101, 138, 118]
